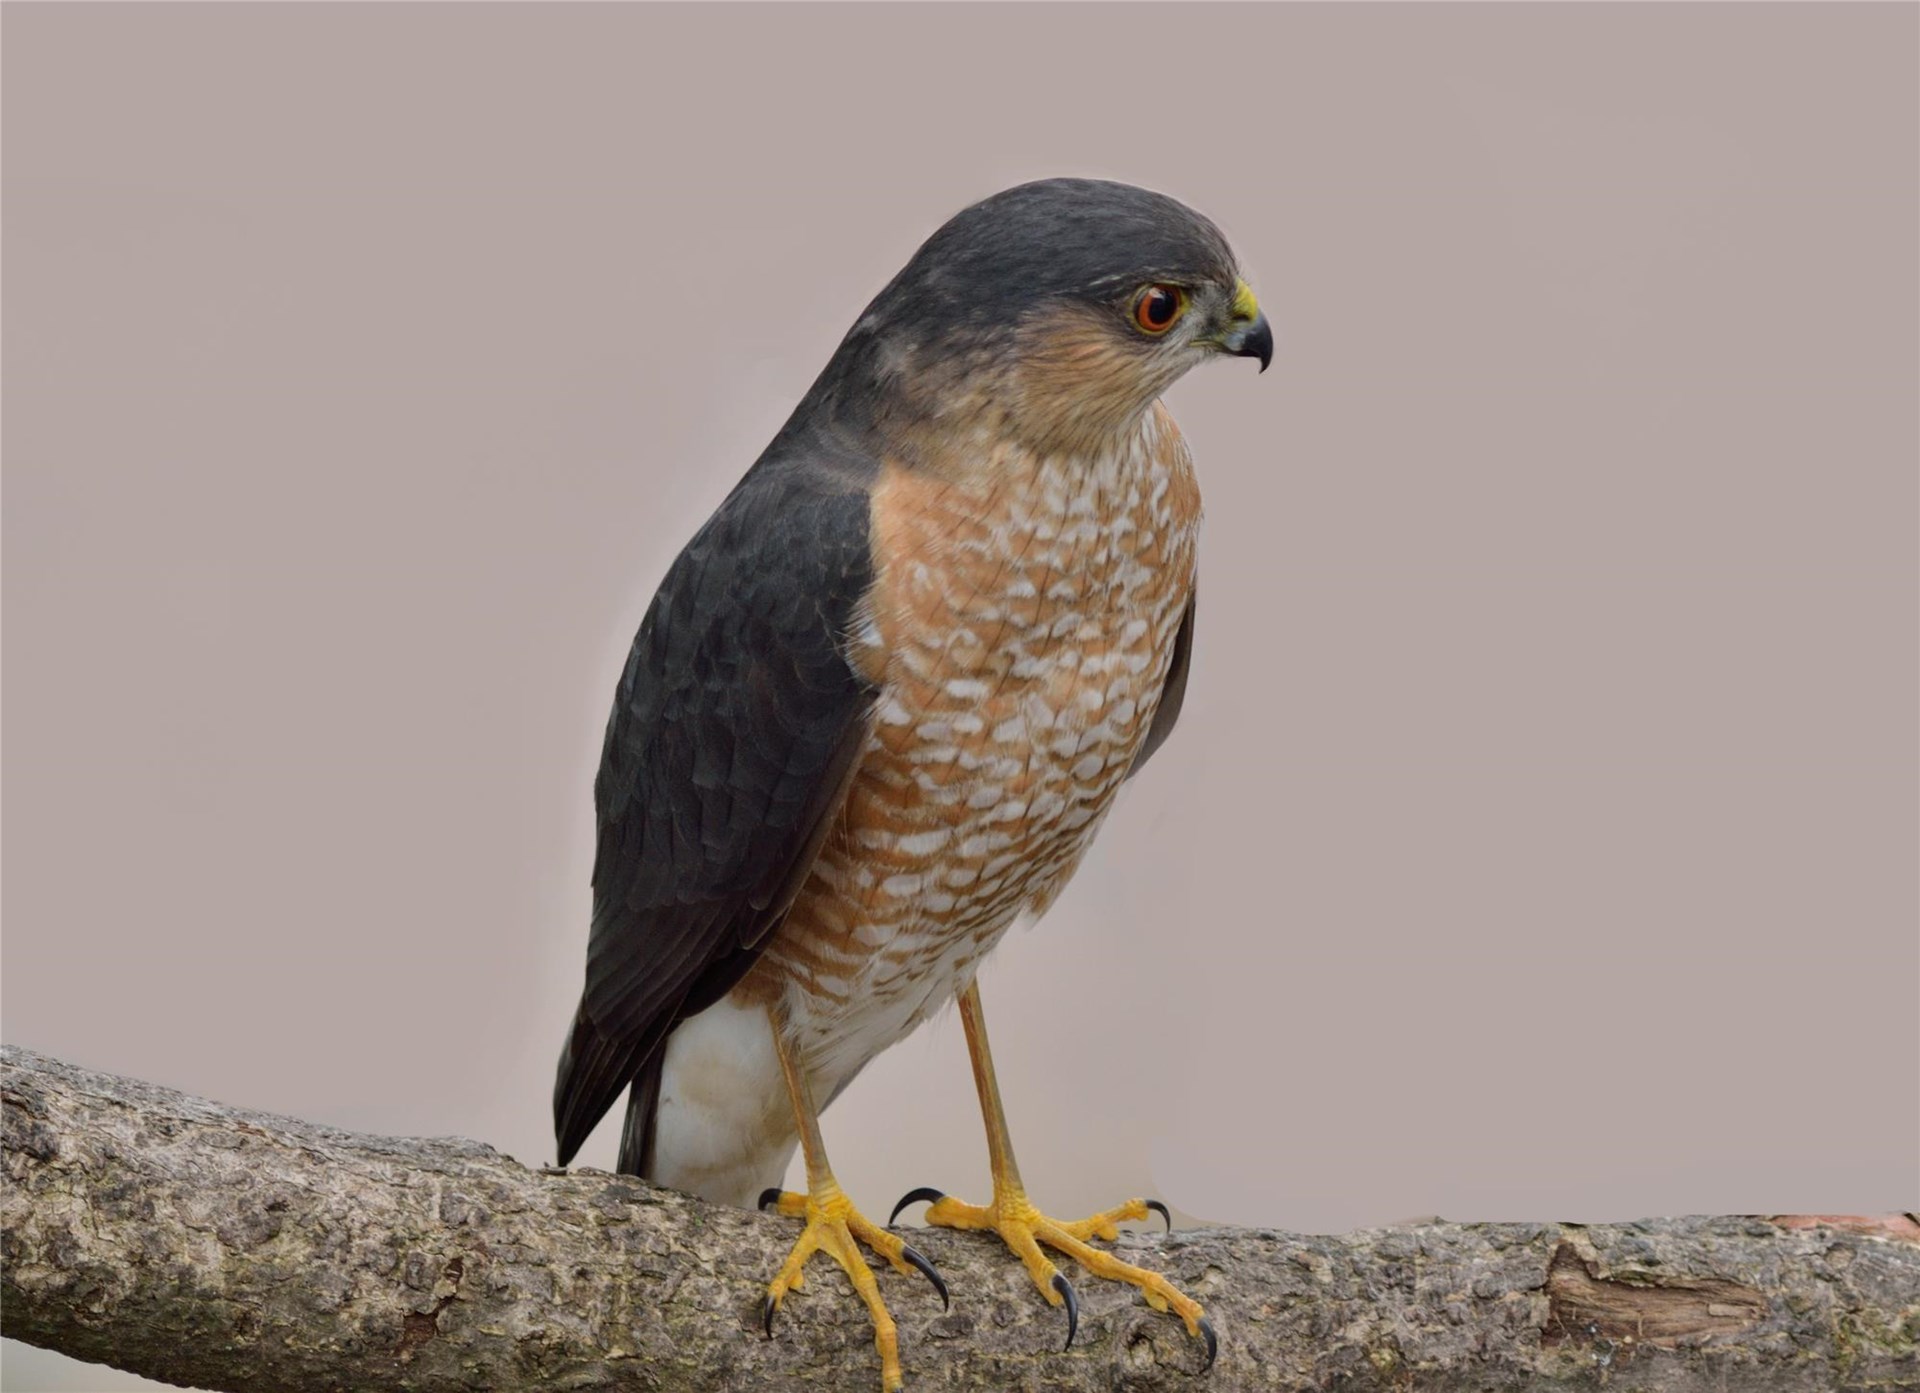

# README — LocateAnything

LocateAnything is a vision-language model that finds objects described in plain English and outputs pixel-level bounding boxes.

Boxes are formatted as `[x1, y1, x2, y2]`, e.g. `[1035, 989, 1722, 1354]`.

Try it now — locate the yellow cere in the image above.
[1232, 279, 1260, 324]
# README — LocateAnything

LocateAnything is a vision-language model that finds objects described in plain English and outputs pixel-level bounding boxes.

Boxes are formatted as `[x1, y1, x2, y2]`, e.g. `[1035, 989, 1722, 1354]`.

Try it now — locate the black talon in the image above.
[1052, 1272, 1079, 1351]
[889, 1186, 947, 1226]
[761, 1293, 778, 1338]
[900, 1244, 950, 1310]
[1146, 1199, 1172, 1232]
[1198, 1315, 1218, 1371]
[756, 1187, 784, 1213]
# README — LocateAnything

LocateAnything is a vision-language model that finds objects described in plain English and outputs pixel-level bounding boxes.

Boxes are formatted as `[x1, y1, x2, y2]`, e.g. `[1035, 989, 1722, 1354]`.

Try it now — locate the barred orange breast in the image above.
[747, 400, 1202, 1091]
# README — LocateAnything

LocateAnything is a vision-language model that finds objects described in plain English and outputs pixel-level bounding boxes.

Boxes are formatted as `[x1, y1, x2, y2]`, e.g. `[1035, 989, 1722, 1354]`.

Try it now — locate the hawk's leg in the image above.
[757, 1012, 947, 1392]
[892, 982, 1216, 1367]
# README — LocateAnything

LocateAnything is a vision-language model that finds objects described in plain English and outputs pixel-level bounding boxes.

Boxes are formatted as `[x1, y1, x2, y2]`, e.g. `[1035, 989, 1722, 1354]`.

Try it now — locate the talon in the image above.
[757, 1187, 784, 1213]
[914, 1182, 1201, 1365]
[1052, 1271, 1079, 1350]
[890, 1186, 947, 1226]
[757, 1185, 909, 1388]
[901, 1243, 949, 1310]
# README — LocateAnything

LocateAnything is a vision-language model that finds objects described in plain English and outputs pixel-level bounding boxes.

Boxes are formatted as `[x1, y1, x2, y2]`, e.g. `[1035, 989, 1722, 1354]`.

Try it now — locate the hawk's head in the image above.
[804, 179, 1270, 459]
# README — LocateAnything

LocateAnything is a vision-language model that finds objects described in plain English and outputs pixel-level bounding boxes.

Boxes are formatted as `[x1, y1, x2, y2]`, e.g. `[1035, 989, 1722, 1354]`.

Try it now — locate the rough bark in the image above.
[4, 1045, 1916, 1392]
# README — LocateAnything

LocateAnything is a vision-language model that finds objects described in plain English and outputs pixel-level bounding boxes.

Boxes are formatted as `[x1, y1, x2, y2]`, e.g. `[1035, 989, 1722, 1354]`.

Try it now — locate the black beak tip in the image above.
[1250, 317, 1275, 373]
[1231, 313, 1274, 373]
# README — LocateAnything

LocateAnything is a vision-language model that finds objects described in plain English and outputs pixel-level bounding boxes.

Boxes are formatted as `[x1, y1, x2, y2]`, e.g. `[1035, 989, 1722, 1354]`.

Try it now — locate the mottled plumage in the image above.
[755, 408, 1200, 1091]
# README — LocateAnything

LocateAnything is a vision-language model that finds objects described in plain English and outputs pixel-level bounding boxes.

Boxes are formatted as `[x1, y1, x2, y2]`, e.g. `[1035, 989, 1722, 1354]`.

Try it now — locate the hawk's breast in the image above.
[757, 404, 1202, 1085]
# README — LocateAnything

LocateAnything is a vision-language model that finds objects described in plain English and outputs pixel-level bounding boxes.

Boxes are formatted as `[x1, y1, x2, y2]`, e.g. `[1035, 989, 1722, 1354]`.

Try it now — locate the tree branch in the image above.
[4, 1044, 1916, 1391]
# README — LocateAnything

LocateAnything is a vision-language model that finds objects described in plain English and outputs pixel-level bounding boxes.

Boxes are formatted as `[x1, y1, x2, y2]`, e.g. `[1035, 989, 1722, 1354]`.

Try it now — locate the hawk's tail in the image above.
[616, 1050, 665, 1179]
[553, 1003, 664, 1173]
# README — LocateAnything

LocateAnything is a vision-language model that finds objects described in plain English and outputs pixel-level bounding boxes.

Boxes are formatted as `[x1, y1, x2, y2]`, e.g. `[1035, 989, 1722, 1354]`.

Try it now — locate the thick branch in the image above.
[4, 1045, 1916, 1392]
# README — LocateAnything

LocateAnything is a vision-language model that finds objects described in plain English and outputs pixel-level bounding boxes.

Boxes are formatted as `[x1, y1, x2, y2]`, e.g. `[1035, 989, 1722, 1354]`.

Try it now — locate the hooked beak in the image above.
[1222, 278, 1273, 372]
[1227, 311, 1273, 373]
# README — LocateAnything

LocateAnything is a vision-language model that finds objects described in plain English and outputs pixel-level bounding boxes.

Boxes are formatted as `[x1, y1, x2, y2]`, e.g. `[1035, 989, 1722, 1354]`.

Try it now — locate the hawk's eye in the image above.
[1132, 284, 1187, 335]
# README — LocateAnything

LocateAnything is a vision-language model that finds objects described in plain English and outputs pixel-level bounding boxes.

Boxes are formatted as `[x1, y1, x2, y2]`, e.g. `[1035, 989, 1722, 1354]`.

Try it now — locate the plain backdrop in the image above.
[5, 4, 1915, 1389]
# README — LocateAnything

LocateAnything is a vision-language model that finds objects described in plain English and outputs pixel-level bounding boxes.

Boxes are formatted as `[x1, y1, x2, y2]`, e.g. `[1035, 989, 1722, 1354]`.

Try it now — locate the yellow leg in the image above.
[892, 982, 1216, 1368]
[758, 1014, 947, 1392]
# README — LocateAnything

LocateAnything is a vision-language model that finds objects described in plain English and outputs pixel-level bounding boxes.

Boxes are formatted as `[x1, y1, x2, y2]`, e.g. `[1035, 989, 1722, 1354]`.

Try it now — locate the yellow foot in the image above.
[890, 1185, 1215, 1369]
[756, 1185, 948, 1391]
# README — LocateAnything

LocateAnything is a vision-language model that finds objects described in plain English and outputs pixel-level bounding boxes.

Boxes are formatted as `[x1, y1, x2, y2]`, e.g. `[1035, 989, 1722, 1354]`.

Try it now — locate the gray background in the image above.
[5, 4, 1915, 1388]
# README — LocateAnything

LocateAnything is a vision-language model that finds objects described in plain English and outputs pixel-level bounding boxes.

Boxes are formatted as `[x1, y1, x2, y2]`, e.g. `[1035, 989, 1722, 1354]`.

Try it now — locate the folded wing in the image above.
[553, 444, 880, 1167]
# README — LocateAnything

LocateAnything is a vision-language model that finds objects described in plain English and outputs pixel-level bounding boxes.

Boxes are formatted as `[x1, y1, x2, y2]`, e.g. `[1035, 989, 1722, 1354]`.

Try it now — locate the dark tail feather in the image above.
[616, 1048, 666, 1178]
[553, 1004, 653, 1168]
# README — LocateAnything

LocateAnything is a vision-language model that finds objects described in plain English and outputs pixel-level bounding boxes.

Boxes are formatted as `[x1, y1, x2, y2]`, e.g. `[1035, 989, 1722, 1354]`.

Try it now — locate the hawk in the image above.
[554, 178, 1270, 1388]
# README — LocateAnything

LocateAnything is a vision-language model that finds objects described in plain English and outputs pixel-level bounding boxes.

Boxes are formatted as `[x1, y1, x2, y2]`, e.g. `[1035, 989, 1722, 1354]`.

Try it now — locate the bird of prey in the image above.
[554, 177, 1270, 1388]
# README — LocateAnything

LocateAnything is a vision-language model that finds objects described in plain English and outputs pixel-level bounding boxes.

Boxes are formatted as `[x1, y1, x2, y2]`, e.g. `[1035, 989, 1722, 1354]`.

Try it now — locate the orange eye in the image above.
[1133, 284, 1187, 335]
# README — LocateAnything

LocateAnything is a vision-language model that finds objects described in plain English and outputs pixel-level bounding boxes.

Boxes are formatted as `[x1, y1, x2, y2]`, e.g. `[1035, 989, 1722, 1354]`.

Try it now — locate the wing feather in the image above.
[1128, 590, 1196, 780]
[553, 441, 879, 1167]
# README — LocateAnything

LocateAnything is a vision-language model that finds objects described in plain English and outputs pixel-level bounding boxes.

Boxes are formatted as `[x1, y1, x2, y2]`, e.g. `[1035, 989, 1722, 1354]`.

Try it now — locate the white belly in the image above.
[648, 996, 794, 1207]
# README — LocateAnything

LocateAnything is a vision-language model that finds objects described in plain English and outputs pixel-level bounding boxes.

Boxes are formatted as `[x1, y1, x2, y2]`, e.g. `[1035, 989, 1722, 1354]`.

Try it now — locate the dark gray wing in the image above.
[553, 442, 879, 1167]
[1127, 590, 1195, 779]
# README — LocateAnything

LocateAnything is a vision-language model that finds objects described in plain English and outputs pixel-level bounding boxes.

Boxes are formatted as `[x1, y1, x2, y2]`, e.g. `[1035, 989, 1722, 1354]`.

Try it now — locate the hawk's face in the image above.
[1004, 268, 1269, 451]
[810, 178, 1271, 462]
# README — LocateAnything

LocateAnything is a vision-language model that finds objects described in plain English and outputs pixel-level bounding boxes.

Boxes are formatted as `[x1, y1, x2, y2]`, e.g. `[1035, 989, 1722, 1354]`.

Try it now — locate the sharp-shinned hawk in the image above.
[555, 178, 1271, 1387]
